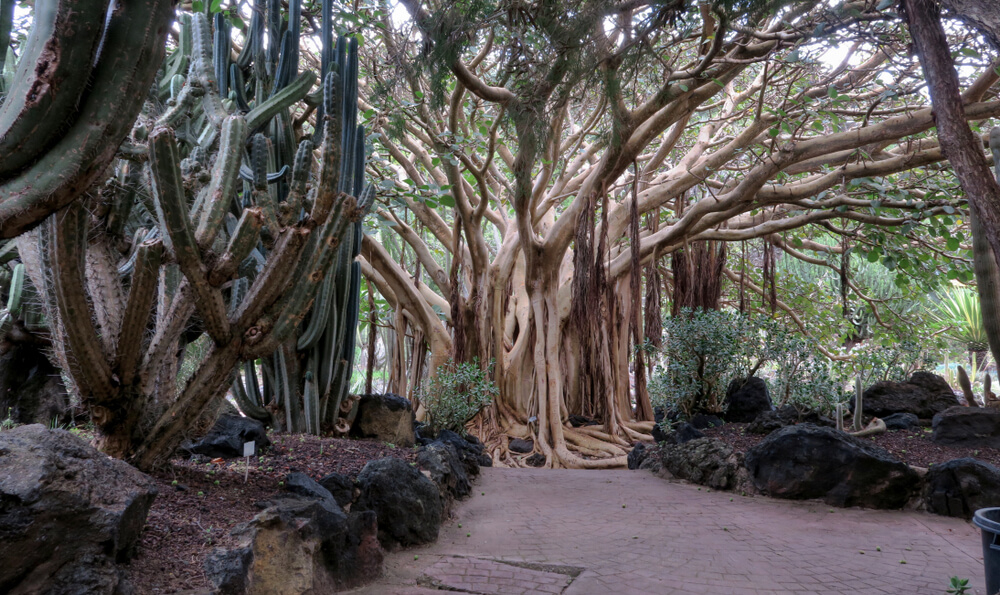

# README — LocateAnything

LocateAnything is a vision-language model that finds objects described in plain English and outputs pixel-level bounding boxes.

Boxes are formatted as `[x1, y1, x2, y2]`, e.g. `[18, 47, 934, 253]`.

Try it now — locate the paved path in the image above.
[349, 468, 987, 595]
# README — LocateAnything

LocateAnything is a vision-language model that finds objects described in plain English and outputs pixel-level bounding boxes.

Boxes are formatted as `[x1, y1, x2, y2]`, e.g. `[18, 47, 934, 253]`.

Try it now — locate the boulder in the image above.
[651, 422, 671, 443]
[416, 441, 471, 503]
[284, 472, 335, 503]
[354, 457, 442, 549]
[318, 472, 356, 509]
[690, 414, 724, 430]
[658, 437, 743, 490]
[0, 425, 158, 595]
[205, 497, 382, 594]
[627, 442, 649, 470]
[724, 377, 772, 423]
[922, 458, 1000, 519]
[350, 394, 415, 447]
[861, 372, 960, 419]
[933, 406, 1000, 448]
[183, 413, 270, 459]
[436, 429, 490, 474]
[744, 424, 919, 509]
[883, 412, 921, 431]
[666, 422, 705, 444]
[746, 405, 834, 435]
[509, 438, 534, 454]
[525, 453, 545, 467]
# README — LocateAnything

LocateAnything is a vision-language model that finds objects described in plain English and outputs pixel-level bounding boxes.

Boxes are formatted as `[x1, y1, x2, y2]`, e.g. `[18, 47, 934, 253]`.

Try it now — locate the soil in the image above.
[702, 422, 1000, 469]
[123, 433, 416, 594]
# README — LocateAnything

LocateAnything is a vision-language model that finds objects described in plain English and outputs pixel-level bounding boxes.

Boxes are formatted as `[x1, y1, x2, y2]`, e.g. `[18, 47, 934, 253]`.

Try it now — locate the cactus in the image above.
[957, 365, 975, 406]
[852, 376, 863, 432]
[14, 7, 373, 467]
[0, 0, 174, 238]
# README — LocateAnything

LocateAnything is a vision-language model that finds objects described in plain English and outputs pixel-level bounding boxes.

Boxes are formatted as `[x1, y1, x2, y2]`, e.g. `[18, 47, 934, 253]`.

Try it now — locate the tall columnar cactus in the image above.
[17, 7, 373, 468]
[0, 0, 174, 238]
[227, 0, 370, 435]
[852, 376, 863, 432]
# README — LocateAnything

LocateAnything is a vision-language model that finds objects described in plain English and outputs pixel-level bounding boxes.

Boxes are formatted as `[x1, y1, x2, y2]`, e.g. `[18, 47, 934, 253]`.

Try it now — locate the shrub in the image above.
[421, 359, 497, 435]
[650, 309, 774, 416]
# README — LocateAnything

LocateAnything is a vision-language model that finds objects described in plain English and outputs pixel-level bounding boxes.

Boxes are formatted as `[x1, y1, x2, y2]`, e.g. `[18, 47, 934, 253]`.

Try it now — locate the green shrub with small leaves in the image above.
[421, 359, 498, 435]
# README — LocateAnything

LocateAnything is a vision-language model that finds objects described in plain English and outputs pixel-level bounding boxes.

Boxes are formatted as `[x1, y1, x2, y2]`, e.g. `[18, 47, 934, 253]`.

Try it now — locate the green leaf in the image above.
[947, 237, 960, 251]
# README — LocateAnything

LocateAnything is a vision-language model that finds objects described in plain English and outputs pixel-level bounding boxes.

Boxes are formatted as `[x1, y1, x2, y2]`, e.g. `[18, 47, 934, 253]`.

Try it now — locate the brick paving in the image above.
[347, 468, 988, 594]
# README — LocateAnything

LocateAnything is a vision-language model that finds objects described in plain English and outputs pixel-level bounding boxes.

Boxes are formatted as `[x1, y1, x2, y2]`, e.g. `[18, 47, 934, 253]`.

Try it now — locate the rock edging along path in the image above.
[349, 468, 986, 595]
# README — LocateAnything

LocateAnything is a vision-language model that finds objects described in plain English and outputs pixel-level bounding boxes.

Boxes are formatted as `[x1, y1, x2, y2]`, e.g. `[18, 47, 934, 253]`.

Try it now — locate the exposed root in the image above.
[849, 418, 886, 437]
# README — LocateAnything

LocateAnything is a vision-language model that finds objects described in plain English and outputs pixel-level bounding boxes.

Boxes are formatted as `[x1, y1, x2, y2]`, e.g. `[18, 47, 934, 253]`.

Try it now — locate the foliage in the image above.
[930, 286, 989, 353]
[421, 359, 497, 435]
[650, 309, 776, 416]
[843, 336, 937, 387]
[946, 576, 971, 595]
[767, 334, 846, 413]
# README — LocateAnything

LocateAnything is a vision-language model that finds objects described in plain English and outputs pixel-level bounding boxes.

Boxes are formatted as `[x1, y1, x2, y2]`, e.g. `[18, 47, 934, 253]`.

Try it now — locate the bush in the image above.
[421, 359, 497, 434]
[650, 309, 773, 416]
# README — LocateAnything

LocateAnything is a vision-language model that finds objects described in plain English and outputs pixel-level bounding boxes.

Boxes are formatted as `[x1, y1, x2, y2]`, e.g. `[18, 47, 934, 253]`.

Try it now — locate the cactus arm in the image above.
[0, 0, 173, 238]
[232, 369, 271, 421]
[237, 0, 264, 69]
[233, 228, 306, 330]
[852, 376, 863, 432]
[229, 64, 251, 111]
[190, 13, 228, 126]
[105, 168, 140, 240]
[250, 133, 282, 231]
[148, 127, 231, 346]
[44, 202, 115, 396]
[311, 70, 343, 223]
[296, 272, 335, 350]
[195, 115, 247, 248]
[116, 240, 163, 386]
[6, 262, 23, 315]
[140, 280, 196, 392]
[281, 139, 314, 226]
[245, 69, 316, 131]
[210, 208, 265, 285]
[213, 13, 230, 99]
[156, 75, 204, 130]
[86, 240, 127, 356]
[0, 0, 14, 76]
[134, 339, 242, 470]
[957, 365, 975, 406]
[0, 0, 110, 178]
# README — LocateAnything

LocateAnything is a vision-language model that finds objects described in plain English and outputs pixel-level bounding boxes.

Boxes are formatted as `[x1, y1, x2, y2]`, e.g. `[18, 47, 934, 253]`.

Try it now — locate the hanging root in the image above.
[849, 418, 886, 438]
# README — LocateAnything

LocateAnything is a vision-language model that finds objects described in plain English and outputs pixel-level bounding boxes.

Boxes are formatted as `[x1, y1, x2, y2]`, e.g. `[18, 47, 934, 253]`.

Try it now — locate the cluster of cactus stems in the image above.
[7, 2, 372, 468]
[0, 0, 174, 238]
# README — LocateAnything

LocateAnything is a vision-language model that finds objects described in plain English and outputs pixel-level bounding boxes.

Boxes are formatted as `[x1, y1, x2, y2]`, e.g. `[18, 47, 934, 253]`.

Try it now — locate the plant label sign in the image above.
[243, 441, 255, 457]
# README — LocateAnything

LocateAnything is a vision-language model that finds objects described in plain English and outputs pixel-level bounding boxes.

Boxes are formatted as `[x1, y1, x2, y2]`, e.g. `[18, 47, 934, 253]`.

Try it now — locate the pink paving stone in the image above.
[346, 468, 988, 595]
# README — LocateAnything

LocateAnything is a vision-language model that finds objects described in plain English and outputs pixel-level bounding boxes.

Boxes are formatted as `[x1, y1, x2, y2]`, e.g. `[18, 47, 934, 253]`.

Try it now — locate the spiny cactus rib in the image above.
[116, 240, 163, 386]
[158, 13, 192, 99]
[210, 208, 264, 285]
[106, 168, 140, 240]
[86, 241, 127, 356]
[313, 0, 333, 144]
[0, 0, 173, 239]
[0, 0, 110, 178]
[281, 140, 314, 226]
[237, 0, 264, 69]
[246, 70, 316, 131]
[229, 64, 251, 111]
[190, 12, 228, 126]
[195, 115, 247, 248]
[148, 127, 231, 345]
[45, 203, 114, 396]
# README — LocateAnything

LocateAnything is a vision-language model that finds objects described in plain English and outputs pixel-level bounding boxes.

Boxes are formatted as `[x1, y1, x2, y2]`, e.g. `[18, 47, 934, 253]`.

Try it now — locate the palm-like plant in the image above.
[931, 286, 990, 362]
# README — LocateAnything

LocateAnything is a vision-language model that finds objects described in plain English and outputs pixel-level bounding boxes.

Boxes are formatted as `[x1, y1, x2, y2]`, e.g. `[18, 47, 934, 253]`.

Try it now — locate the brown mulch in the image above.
[123, 433, 416, 595]
[701, 422, 1000, 469]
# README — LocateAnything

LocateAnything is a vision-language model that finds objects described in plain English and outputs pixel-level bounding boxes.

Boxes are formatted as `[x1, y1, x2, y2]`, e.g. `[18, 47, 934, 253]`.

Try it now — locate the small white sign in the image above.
[243, 441, 255, 457]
